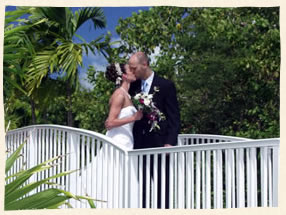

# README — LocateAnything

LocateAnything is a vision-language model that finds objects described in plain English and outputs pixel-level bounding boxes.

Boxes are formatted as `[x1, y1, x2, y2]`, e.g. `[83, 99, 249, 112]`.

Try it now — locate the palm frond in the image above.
[26, 50, 59, 94]
[57, 42, 83, 82]
[5, 169, 77, 204]
[5, 155, 63, 196]
[3, 75, 27, 95]
[5, 139, 26, 174]
[5, 7, 31, 25]
[5, 188, 70, 210]
[75, 7, 106, 32]
[5, 139, 103, 209]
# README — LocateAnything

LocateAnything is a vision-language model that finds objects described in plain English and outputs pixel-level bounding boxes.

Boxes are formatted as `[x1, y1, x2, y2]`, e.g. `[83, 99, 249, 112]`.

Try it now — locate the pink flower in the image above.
[139, 99, 144, 104]
[147, 113, 157, 121]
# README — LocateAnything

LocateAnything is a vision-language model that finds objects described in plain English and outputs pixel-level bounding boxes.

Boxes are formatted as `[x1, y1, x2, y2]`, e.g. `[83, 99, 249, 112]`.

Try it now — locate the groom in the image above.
[129, 52, 180, 208]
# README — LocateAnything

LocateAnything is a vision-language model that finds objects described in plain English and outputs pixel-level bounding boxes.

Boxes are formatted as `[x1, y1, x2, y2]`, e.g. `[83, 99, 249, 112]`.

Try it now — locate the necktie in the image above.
[142, 81, 148, 93]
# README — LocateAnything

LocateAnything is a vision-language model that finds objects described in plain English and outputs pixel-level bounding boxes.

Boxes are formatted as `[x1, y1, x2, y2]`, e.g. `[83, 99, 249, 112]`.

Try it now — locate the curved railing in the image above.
[6, 124, 128, 208]
[5, 125, 279, 209]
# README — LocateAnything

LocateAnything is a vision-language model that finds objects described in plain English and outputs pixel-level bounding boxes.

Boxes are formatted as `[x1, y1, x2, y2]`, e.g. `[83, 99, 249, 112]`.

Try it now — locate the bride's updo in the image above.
[105, 63, 126, 86]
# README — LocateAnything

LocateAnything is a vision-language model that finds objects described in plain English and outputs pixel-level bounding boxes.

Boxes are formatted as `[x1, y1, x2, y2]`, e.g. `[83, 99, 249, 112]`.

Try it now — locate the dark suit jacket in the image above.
[129, 74, 180, 149]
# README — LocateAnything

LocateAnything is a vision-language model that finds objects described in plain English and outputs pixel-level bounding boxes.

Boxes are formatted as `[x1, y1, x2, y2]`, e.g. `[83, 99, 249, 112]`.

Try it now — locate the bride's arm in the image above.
[105, 92, 142, 130]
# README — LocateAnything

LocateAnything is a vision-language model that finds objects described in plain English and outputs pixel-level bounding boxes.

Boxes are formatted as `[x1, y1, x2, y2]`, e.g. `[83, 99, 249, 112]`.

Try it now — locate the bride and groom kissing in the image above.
[104, 51, 180, 208]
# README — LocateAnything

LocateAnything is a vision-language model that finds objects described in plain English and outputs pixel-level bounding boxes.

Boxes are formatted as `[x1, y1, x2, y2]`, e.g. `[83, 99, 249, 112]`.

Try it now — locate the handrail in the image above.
[7, 124, 280, 155]
[128, 138, 280, 156]
[179, 134, 252, 141]
[6, 124, 129, 154]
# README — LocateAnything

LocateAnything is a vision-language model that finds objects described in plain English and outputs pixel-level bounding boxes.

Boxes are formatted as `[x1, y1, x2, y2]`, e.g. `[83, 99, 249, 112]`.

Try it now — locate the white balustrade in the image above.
[5, 125, 279, 209]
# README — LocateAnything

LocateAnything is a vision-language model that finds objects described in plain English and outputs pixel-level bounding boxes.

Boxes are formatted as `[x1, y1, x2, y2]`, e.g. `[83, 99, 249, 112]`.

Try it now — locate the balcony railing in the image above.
[5, 124, 279, 209]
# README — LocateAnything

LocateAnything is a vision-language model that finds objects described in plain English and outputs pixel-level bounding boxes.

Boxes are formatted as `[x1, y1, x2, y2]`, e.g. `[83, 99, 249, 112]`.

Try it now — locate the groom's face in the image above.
[128, 58, 145, 80]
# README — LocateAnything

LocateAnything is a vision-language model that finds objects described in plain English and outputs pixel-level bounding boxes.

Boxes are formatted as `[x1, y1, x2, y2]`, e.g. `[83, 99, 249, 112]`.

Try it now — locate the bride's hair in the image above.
[105, 63, 126, 85]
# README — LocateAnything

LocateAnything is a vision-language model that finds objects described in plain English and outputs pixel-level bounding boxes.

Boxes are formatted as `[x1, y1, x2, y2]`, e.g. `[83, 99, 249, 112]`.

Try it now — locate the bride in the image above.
[104, 63, 143, 150]
[79, 63, 142, 208]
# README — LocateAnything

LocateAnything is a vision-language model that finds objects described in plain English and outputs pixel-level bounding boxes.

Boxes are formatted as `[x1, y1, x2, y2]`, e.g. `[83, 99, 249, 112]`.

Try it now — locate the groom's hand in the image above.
[164, 144, 173, 156]
[164, 144, 173, 147]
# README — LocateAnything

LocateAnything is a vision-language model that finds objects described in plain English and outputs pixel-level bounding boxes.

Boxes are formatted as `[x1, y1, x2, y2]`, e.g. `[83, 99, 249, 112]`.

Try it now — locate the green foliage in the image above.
[23, 7, 106, 94]
[4, 95, 32, 131]
[5, 140, 100, 210]
[4, 7, 280, 139]
[72, 66, 114, 133]
[4, 6, 110, 128]
[116, 7, 280, 138]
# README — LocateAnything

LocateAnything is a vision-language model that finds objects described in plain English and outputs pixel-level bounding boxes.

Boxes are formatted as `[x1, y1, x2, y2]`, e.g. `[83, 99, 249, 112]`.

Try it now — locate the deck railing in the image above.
[5, 125, 279, 209]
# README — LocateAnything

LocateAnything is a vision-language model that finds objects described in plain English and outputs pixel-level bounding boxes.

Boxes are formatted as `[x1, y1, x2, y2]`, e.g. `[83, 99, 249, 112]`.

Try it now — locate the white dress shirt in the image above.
[141, 71, 154, 94]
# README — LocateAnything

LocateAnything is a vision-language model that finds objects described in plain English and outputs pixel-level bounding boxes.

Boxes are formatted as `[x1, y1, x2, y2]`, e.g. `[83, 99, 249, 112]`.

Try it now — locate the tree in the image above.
[4, 8, 45, 129]
[115, 7, 280, 138]
[23, 7, 107, 127]
[72, 65, 114, 133]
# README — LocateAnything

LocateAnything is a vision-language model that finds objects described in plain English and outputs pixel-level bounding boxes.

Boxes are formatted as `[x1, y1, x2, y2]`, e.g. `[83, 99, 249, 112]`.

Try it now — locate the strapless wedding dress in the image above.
[106, 105, 137, 150]
[79, 105, 137, 208]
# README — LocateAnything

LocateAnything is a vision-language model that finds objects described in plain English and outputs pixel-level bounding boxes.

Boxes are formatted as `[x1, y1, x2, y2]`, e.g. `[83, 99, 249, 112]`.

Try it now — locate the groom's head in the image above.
[128, 52, 151, 80]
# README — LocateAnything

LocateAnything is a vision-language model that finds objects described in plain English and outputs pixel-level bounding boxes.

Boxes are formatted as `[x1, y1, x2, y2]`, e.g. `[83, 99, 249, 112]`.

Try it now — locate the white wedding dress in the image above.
[79, 89, 137, 208]
[106, 105, 137, 150]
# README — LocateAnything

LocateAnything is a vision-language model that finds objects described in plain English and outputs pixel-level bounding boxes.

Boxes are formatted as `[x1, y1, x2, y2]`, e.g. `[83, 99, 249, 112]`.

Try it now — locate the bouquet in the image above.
[132, 87, 166, 132]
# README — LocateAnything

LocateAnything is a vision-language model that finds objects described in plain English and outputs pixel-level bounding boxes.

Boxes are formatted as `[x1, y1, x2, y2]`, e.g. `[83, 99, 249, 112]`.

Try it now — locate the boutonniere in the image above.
[132, 86, 166, 132]
[153, 86, 160, 93]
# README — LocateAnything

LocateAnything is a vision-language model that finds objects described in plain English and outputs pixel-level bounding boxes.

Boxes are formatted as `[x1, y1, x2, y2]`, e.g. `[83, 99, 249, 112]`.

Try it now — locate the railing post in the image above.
[236, 148, 245, 208]
[128, 154, 139, 208]
[272, 145, 279, 207]
[216, 149, 223, 208]
[196, 150, 201, 209]
[28, 128, 36, 190]
[124, 153, 129, 208]
[206, 150, 211, 209]
[178, 151, 185, 208]
[261, 147, 268, 207]
[178, 136, 183, 146]
[68, 131, 79, 207]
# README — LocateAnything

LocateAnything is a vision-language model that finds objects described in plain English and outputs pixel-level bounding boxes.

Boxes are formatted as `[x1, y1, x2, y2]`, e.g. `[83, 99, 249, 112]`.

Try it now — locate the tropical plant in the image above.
[5, 133, 101, 210]
[21, 7, 108, 127]
[4, 8, 34, 95]
[4, 8, 43, 127]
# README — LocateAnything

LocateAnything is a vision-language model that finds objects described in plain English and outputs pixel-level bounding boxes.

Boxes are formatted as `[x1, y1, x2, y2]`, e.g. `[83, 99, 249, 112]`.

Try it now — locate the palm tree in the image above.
[4, 8, 47, 128]
[24, 7, 107, 126]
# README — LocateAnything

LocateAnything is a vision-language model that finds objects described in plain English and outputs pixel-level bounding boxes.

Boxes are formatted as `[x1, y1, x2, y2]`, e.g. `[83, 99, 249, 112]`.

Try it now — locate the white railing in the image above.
[5, 125, 279, 209]
[5, 125, 128, 208]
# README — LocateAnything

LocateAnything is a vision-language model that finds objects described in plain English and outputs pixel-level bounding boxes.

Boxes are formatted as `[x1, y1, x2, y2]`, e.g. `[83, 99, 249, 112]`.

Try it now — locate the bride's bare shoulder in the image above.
[112, 88, 125, 98]
[109, 88, 124, 104]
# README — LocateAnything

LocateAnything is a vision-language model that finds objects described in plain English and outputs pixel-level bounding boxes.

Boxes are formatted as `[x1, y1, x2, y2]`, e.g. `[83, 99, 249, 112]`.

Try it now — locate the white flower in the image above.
[116, 77, 122, 85]
[144, 99, 151, 106]
[134, 93, 141, 100]
[132, 85, 166, 132]
[115, 63, 122, 76]
[142, 92, 149, 97]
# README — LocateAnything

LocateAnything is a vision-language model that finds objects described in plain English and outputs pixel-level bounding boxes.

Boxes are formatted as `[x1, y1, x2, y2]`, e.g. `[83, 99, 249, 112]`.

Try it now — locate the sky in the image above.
[5, 6, 151, 89]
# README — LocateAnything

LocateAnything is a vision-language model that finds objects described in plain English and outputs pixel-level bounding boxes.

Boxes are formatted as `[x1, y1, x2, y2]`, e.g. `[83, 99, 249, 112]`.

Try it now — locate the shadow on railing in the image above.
[5, 124, 279, 209]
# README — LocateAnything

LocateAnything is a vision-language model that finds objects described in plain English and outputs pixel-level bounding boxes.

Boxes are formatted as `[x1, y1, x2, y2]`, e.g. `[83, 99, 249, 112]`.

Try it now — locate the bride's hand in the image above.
[105, 119, 114, 130]
[134, 111, 143, 121]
